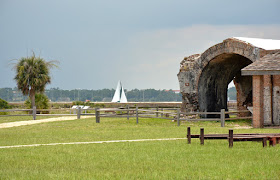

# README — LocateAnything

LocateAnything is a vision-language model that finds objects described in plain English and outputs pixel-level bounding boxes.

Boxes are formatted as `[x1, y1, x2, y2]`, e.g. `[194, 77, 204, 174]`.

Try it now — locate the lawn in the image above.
[0, 117, 280, 179]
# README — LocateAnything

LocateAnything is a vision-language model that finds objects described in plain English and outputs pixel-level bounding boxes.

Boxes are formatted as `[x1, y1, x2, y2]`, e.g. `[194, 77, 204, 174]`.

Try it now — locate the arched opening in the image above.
[198, 53, 252, 117]
[227, 81, 236, 110]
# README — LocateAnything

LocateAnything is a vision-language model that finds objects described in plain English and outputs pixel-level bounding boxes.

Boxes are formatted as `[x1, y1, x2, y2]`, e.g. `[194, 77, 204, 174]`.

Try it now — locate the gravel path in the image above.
[0, 116, 92, 129]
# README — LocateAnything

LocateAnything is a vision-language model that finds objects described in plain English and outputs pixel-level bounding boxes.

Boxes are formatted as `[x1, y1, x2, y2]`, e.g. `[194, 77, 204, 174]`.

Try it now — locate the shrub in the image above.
[62, 103, 71, 108]
[92, 103, 105, 108]
[0, 98, 10, 115]
[72, 101, 92, 107]
[73, 101, 84, 106]
[0, 98, 10, 109]
[25, 93, 50, 113]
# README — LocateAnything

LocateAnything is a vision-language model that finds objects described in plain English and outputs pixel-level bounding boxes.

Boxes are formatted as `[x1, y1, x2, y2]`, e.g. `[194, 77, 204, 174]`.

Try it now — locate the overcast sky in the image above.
[1, 0, 280, 90]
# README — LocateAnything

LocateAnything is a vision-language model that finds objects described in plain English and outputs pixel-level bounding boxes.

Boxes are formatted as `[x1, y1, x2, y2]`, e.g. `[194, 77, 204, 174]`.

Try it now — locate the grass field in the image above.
[0, 117, 280, 179]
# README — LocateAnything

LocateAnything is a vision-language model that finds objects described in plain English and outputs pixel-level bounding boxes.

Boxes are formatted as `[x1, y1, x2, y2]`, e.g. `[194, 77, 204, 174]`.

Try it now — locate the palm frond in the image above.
[14, 53, 59, 95]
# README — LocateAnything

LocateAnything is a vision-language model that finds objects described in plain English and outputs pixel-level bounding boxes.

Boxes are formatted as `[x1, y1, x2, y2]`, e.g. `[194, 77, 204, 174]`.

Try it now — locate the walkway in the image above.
[0, 116, 91, 129]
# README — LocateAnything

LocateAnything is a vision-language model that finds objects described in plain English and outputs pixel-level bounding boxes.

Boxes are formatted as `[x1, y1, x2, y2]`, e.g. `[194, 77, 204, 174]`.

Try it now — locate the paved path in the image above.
[0, 116, 91, 129]
[0, 138, 185, 149]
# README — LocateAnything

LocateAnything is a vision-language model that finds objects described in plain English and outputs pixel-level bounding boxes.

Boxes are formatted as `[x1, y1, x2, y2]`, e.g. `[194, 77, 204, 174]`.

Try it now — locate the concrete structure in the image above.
[242, 52, 280, 127]
[178, 37, 280, 125]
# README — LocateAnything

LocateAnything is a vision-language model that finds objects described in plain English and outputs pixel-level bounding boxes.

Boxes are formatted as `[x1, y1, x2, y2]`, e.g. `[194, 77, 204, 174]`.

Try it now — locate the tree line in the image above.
[0, 87, 182, 102]
[0, 87, 237, 102]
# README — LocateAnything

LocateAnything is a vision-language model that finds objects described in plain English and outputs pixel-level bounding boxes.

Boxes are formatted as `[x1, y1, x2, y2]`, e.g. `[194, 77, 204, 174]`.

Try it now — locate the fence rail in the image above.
[0, 106, 252, 127]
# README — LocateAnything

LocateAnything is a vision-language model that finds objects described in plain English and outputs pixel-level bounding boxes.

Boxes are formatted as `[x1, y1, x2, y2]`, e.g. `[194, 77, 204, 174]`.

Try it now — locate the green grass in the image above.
[0, 117, 280, 179]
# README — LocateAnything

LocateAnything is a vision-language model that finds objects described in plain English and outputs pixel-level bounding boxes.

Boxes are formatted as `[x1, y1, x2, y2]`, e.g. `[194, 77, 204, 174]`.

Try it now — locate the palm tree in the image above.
[14, 53, 58, 108]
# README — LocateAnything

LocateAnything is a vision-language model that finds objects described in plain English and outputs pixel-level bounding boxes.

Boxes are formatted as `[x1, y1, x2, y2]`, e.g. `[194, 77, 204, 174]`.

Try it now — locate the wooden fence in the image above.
[0, 106, 252, 127]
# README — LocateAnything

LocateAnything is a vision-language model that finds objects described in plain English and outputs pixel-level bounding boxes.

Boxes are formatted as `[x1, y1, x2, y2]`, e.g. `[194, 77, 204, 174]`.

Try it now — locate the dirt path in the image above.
[0, 116, 92, 129]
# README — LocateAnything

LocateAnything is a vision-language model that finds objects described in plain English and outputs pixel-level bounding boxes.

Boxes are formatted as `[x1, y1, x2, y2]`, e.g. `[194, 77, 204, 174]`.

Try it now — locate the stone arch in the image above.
[197, 53, 252, 116]
[178, 38, 262, 114]
[195, 38, 259, 88]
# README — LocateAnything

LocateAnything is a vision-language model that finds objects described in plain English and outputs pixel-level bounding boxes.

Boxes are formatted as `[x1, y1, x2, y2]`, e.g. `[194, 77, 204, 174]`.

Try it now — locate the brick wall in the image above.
[252, 75, 264, 128]
[263, 75, 272, 125]
[273, 75, 280, 125]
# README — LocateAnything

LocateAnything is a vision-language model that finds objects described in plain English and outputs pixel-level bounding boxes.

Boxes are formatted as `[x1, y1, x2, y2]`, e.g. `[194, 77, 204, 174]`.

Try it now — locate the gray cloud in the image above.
[0, 0, 280, 90]
[112, 25, 280, 89]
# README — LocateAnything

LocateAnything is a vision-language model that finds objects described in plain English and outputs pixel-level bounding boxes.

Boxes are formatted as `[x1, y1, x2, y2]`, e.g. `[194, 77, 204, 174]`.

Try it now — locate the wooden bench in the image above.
[186, 127, 280, 148]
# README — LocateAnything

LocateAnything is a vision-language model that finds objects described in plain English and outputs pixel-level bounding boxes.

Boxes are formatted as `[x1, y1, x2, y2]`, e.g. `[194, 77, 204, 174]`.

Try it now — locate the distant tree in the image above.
[0, 88, 13, 101]
[14, 53, 58, 108]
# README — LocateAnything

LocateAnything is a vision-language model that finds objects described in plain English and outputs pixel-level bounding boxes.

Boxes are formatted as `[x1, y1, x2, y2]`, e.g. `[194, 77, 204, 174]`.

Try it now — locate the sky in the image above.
[1, 0, 280, 90]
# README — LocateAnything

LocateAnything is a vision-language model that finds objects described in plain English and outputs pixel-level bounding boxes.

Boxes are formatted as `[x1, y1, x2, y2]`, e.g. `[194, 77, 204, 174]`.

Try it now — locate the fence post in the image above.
[200, 128, 204, 145]
[221, 109, 225, 127]
[32, 106, 36, 120]
[187, 127, 191, 144]
[77, 106, 81, 119]
[136, 106, 139, 124]
[156, 106, 159, 117]
[95, 108, 100, 123]
[161, 108, 163, 117]
[127, 105, 129, 120]
[229, 129, 233, 148]
[177, 110, 180, 126]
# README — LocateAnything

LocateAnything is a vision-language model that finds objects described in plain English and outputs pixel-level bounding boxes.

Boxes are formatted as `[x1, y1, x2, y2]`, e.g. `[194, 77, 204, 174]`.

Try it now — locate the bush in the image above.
[72, 101, 92, 107]
[91, 103, 105, 108]
[0, 98, 10, 109]
[73, 101, 85, 106]
[25, 93, 50, 113]
[62, 103, 71, 108]
[50, 103, 71, 109]
[0, 98, 10, 115]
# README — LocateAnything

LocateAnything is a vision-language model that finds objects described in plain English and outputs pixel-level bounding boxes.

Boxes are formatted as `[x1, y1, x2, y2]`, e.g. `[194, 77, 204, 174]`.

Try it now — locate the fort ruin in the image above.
[178, 37, 280, 127]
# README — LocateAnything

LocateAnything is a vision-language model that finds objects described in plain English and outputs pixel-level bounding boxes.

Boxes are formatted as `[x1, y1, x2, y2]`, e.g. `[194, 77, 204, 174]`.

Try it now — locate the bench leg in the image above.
[262, 137, 267, 147]
[276, 138, 280, 144]
[269, 137, 277, 147]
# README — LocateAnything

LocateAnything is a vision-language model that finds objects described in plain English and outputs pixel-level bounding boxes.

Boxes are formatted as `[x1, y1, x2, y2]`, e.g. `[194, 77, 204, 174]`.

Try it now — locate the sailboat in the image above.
[111, 81, 128, 103]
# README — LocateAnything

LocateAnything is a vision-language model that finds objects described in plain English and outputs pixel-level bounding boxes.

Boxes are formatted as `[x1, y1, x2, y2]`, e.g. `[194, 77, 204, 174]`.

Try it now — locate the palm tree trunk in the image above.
[30, 89, 36, 109]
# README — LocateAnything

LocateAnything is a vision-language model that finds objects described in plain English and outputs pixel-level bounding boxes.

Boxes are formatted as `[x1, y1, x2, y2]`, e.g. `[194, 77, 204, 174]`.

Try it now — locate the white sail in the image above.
[112, 80, 128, 103]
[112, 81, 121, 102]
[120, 84, 128, 103]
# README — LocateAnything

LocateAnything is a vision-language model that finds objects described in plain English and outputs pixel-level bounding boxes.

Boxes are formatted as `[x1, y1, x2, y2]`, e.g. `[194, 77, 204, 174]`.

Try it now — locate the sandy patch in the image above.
[232, 124, 252, 129]
[0, 116, 92, 129]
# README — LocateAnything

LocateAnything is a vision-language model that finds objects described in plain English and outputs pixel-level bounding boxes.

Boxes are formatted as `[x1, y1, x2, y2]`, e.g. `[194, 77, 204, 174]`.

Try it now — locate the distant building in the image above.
[165, 90, 181, 94]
